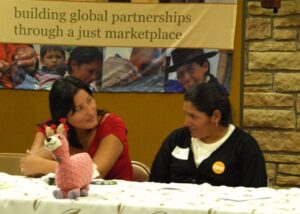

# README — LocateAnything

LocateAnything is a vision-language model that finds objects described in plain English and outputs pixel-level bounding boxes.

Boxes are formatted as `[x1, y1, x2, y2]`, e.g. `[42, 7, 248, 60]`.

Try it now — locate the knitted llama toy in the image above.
[44, 121, 93, 199]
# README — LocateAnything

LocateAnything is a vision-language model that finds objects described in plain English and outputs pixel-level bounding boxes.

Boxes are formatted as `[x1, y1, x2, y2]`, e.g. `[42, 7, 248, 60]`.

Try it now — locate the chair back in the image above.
[0, 153, 25, 175]
[131, 160, 150, 182]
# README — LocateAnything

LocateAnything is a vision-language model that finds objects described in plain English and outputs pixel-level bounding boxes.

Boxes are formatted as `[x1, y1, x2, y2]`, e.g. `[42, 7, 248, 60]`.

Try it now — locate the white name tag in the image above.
[171, 146, 189, 160]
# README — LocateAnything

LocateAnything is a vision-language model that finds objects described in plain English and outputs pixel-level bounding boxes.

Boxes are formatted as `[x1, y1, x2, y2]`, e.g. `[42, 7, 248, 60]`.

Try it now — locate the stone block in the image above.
[246, 18, 271, 40]
[273, 29, 297, 40]
[249, 52, 300, 70]
[275, 73, 300, 92]
[278, 164, 300, 175]
[264, 153, 300, 163]
[251, 131, 300, 152]
[244, 92, 293, 107]
[244, 86, 273, 92]
[244, 73, 272, 85]
[244, 109, 295, 129]
[249, 41, 296, 51]
[276, 175, 300, 186]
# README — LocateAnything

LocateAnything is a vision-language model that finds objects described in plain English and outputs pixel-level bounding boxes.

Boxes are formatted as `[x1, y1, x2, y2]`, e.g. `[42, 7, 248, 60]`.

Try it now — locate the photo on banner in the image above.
[0, 0, 237, 93]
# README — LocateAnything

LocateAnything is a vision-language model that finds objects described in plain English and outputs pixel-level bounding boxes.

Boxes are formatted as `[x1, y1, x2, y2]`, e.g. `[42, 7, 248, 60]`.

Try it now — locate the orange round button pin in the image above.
[212, 161, 225, 174]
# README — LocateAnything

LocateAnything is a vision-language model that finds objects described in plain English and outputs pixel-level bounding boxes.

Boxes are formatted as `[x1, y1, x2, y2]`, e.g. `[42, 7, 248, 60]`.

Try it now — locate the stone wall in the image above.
[244, 0, 300, 187]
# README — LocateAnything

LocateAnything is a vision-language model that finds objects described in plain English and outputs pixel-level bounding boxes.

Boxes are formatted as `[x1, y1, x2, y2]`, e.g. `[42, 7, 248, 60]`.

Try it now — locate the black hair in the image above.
[49, 76, 106, 148]
[67, 47, 103, 73]
[184, 83, 232, 126]
[40, 45, 65, 59]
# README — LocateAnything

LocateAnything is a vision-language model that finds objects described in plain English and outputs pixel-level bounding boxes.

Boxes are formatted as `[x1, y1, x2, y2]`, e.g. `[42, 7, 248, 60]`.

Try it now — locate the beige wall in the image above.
[244, 0, 300, 187]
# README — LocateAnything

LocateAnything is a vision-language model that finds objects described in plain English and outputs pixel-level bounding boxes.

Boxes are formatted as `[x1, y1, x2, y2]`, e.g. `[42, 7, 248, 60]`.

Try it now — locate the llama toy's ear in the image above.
[56, 123, 66, 136]
[45, 126, 55, 137]
[56, 119, 69, 137]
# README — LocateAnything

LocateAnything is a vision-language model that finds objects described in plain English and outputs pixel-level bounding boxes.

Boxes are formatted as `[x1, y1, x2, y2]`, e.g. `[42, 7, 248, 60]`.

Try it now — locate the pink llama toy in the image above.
[44, 122, 93, 199]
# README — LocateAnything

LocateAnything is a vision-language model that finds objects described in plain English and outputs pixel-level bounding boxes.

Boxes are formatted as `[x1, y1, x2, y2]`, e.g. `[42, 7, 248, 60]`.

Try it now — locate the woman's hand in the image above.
[102, 56, 140, 88]
[20, 154, 46, 177]
[14, 46, 37, 71]
[0, 59, 9, 73]
[20, 152, 57, 177]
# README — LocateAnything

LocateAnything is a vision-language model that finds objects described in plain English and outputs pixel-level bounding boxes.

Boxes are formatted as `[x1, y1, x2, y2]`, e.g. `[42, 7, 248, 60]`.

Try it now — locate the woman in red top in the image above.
[20, 76, 133, 180]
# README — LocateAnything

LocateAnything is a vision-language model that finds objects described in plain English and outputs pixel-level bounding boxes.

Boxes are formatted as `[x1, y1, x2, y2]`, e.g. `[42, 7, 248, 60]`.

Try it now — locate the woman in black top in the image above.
[150, 83, 267, 187]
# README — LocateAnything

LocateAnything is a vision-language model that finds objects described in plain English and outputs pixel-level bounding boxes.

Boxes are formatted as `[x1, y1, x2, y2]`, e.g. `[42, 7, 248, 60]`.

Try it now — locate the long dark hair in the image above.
[49, 76, 106, 148]
[67, 47, 103, 73]
[184, 83, 232, 126]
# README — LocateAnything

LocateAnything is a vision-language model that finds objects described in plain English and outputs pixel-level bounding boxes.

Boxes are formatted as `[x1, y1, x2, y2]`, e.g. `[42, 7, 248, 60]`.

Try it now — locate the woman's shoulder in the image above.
[100, 113, 125, 124]
[160, 127, 191, 150]
[230, 127, 261, 151]
[95, 112, 128, 144]
[170, 126, 190, 135]
[165, 126, 190, 142]
[232, 127, 257, 142]
[97, 112, 127, 132]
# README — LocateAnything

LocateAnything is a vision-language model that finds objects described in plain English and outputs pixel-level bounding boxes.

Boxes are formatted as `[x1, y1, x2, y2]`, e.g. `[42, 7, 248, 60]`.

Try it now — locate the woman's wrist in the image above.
[40, 158, 58, 175]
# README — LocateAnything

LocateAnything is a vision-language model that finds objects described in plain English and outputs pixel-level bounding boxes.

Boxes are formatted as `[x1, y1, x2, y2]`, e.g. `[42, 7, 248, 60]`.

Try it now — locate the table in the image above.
[0, 172, 299, 214]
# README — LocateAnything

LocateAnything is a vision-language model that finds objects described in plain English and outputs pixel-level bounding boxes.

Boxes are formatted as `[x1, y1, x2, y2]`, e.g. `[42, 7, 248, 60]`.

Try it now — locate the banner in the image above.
[0, 0, 237, 92]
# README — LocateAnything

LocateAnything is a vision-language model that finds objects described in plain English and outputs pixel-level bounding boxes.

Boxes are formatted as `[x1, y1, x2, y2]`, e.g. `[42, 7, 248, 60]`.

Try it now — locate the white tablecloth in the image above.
[0, 172, 299, 214]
